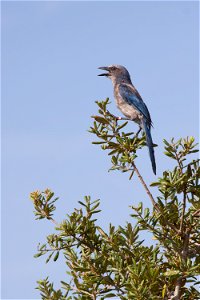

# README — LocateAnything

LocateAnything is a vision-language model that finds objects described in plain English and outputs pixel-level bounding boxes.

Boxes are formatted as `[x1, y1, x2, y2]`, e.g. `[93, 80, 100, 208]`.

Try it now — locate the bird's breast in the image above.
[114, 87, 142, 123]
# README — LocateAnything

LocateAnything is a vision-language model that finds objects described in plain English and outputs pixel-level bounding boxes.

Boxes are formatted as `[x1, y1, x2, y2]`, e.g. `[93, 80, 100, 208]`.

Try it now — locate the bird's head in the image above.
[98, 65, 131, 84]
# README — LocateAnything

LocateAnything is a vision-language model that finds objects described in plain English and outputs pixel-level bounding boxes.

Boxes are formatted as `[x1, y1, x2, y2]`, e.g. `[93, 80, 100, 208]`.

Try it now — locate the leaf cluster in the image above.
[30, 189, 58, 221]
[89, 99, 147, 177]
[31, 100, 200, 300]
[33, 196, 168, 299]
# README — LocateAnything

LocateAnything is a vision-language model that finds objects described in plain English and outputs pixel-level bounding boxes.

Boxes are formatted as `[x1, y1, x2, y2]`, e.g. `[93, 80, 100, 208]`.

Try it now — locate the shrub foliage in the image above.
[31, 100, 200, 300]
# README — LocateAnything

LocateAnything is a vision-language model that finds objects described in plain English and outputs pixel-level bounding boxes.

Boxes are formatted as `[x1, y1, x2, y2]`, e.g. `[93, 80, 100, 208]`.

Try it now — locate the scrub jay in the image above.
[98, 65, 156, 175]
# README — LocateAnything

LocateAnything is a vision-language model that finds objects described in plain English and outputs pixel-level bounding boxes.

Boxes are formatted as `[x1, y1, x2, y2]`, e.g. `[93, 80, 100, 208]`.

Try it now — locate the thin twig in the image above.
[173, 145, 189, 236]
[180, 190, 187, 233]
[174, 148, 187, 234]
[136, 210, 181, 253]
[132, 161, 180, 234]
[39, 207, 59, 225]
[182, 232, 190, 260]
[183, 159, 200, 169]
[49, 217, 58, 225]
[132, 161, 158, 209]
[175, 153, 183, 171]
[170, 232, 190, 300]
[38, 244, 78, 253]
[193, 209, 200, 217]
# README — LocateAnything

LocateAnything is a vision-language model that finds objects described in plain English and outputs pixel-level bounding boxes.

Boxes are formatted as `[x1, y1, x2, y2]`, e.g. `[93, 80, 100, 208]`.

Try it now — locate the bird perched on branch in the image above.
[98, 65, 156, 175]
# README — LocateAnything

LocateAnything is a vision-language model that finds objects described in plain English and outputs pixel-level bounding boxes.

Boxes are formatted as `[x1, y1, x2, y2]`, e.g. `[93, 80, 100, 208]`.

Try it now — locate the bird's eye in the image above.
[111, 66, 117, 71]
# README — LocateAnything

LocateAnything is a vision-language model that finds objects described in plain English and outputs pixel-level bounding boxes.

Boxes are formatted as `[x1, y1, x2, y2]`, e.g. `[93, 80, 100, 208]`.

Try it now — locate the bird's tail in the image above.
[142, 120, 156, 175]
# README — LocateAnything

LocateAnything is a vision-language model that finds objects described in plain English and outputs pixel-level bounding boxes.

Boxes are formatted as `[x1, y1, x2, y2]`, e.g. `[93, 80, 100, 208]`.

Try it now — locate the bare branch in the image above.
[180, 190, 187, 233]
[132, 161, 180, 234]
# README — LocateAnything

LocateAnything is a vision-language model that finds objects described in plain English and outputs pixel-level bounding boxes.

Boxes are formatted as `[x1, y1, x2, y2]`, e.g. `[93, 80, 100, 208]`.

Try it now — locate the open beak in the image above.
[98, 66, 110, 77]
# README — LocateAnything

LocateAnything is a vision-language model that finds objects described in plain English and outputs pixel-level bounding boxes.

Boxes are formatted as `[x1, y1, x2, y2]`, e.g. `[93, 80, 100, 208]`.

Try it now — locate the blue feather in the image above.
[143, 120, 156, 175]
[119, 84, 152, 126]
[118, 83, 156, 174]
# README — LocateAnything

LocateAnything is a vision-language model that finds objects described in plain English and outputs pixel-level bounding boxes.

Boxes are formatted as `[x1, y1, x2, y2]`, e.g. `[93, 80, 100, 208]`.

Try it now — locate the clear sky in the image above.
[2, 1, 199, 299]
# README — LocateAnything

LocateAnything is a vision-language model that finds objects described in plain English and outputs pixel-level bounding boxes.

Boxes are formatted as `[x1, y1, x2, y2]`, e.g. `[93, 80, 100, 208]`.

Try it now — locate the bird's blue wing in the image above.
[119, 84, 152, 125]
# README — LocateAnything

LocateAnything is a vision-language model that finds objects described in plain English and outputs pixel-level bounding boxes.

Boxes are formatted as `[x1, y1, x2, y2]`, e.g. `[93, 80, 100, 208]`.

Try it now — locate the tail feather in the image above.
[142, 120, 156, 175]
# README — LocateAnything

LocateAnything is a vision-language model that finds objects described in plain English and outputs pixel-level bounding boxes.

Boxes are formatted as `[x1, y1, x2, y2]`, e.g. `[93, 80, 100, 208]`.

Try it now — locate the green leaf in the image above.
[111, 156, 118, 165]
[162, 284, 167, 298]
[138, 202, 143, 213]
[92, 141, 106, 145]
[164, 270, 180, 276]
[189, 149, 199, 153]
[163, 139, 171, 146]
[164, 152, 176, 159]
[53, 251, 59, 261]
[144, 208, 150, 218]
[34, 252, 44, 258]
[92, 116, 109, 124]
[78, 201, 86, 207]
[103, 293, 116, 298]
[118, 121, 128, 130]
[150, 181, 159, 187]
[97, 227, 108, 238]
[46, 252, 53, 264]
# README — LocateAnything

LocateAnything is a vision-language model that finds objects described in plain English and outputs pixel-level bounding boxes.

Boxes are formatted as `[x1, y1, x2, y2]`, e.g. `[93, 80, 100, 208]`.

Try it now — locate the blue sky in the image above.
[2, 1, 199, 299]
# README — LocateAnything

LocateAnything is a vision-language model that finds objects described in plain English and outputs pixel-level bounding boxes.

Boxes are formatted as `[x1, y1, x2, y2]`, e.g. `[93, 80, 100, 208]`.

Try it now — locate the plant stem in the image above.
[180, 191, 187, 233]
[132, 161, 158, 210]
[193, 208, 200, 217]
[49, 217, 58, 225]
[170, 278, 182, 300]
[132, 161, 180, 234]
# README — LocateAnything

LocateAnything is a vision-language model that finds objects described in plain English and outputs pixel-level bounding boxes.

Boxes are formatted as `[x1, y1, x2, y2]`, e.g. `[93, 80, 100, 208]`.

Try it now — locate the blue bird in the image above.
[98, 65, 156, 175]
